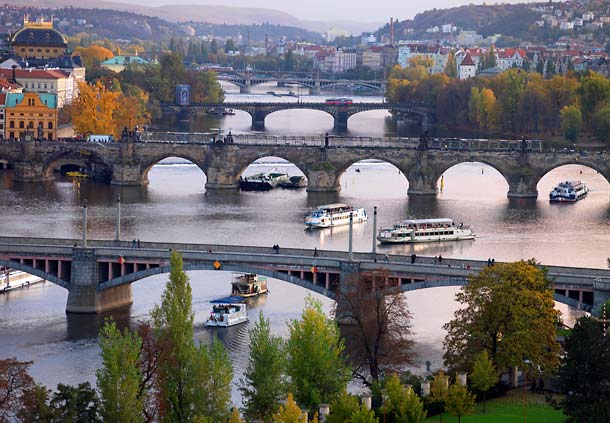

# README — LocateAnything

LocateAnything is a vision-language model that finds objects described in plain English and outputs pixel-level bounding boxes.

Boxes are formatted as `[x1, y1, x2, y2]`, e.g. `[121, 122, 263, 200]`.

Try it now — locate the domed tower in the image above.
[10, 15, 68, 60]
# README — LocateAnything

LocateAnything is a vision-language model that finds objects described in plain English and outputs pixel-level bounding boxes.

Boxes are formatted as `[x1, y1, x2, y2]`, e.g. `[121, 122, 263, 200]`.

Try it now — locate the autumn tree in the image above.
[556, 316, 610, 422]
[0, 358, 35, 422]
[444, 381, 475, 423]
[560, 105, 583, 142]
[72, 81, 120, 137]
[114, 85, 151, 135]
[326, 390, 360, 423]
[444, 50, 458, 78]
[240, 312, 287, 422]
[428, 371, 449, 422]
[272, 393, 305, 423]
[74, 45, 114, 70]
[593, 104, 610, 143]
[579, 72, 610, 123]
[287, 296, 350, 413]
[96, 320, 145, 423]
[337, 269, 415, 386]
[443, 261, 560, 374]
[470, 351, 498, 413]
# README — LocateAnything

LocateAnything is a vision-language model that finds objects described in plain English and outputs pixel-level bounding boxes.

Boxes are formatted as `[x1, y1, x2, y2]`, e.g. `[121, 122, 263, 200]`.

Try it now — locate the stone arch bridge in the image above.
[1, 135, 609, 199]
[162, 102, 430, 131]
[0, 236, 607, 314]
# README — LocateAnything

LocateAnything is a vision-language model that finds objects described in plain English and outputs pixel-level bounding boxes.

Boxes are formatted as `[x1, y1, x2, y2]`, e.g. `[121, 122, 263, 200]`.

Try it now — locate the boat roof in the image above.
[400, 218, 454, 224]
[316, 203, 350, 209]
[210, 296, 247, 304]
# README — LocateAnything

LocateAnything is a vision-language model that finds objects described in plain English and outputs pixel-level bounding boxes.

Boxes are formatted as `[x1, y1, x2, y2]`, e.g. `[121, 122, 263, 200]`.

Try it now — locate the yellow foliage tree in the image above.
[72, 81, 120, 137]
[273, 393, 306, 423]
[113, 86, 151, 137]
[74, 45, 114, 69]
[228, 406, 245, 423]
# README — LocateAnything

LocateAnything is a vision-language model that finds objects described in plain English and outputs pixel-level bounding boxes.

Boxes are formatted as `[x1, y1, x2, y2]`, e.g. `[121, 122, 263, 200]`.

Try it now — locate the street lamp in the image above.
[115, 194, 121, 241]
[82, 200, 88, 247]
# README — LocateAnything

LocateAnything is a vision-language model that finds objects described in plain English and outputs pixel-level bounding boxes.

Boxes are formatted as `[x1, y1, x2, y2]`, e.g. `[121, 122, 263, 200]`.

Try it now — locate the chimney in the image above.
[390, 17, 394, 46]
[11, 65, 17, 84]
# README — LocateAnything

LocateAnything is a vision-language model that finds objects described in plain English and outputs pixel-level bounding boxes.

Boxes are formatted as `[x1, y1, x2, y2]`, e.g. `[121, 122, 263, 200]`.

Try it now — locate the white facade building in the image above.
[323, 51, 357, 73]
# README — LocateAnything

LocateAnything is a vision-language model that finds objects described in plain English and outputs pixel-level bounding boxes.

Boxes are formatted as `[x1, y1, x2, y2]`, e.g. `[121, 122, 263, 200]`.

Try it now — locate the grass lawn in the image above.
[424, 391, 566, 423]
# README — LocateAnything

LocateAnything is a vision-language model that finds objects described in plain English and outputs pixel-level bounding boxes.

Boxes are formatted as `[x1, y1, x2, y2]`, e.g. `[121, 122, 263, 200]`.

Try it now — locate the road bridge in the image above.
[214, 70, 385, 94]
[0, 135, 606, 199]
[0, 236, 605, 314]
[161, 102, 429, 131]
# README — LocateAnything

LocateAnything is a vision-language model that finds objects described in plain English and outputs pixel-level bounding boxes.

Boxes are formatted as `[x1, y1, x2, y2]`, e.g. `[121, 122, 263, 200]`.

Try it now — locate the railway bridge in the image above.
[0, 236, 607, 314]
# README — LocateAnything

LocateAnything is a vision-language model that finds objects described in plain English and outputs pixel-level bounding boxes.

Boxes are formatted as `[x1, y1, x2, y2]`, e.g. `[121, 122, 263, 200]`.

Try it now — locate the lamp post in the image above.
[115, 194, 121, 241]
[372, 206, 378, 256]
[348, 212, 354, 261]
[82, 200, 88, 247]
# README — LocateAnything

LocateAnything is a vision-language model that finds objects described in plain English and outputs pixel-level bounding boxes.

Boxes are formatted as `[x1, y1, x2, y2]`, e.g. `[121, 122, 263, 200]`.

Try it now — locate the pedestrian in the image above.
[132, 239, 136, 248]
[491, 258, 495, 266]
[487, 258, 492, 266]
[438, 254, 443, 263]
[313, 247, 318, 257]
[273, 244, 279, 254]
[411, 253, 416, 264]
[137, 239, 141, 248]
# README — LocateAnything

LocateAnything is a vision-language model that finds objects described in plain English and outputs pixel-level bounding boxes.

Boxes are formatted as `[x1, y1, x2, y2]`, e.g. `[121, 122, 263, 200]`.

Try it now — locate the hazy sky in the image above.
[127, 0, 539, 22]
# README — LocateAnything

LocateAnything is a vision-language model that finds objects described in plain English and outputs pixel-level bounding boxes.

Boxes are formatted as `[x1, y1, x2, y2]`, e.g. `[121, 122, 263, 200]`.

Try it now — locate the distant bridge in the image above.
[213, 70, 385, 94]
[161, 101, 431, 130]
[0, 236, 606, 314]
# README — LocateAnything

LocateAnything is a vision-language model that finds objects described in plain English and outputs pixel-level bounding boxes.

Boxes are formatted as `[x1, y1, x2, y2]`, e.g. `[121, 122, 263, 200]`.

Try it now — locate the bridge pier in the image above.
[205, 166, 239, 190]
[111, 163, 145, 186]
[306, 169, 340, 192]
[309, 85, 321, 95]
[66, 248, 133, 313]
[251, 109, 268, 131]
[507, 175, 539, 199]
[13, 161, 47, 182]
[406, 163, 438, 197]
[240, 85, 252, 94]
[334, 112, 349, 131]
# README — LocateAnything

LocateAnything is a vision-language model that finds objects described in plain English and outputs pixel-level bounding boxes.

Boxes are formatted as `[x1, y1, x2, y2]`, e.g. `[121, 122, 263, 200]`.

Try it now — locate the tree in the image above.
[444, 50, 458, 78]
[113, 86, 151, 135]
[579, 72, 610, 123]
[468, 87, 481, 124]
[350, 405, 379, 423]
[382, 374, 427, 423]
[428, 371, 449, 422]
[287, 296, 350, 413]
[272, 393, 305, 423]
[18, 385, 52, 422]
[444, 382, 475, 423]
[240, 312, 287, 422]
[74, 45, 114, 70]
[337, 269, 415, 386]
[0, 358, 35, 422]
[443, 261, 560, 374]
[560, 105, 582, 142]
[151, 250, 197, 423]
[136, 321, 164, 423]
[228, 406, 245, 423]
[556, 316, 610, 422]
[72, 80, 120, 137]
[96, 320, 145, 423]
[470, 351, 498, 413]
[326, 390, 359, 423]
[48, 382, 102, 423]
[593, 104, 610, 143]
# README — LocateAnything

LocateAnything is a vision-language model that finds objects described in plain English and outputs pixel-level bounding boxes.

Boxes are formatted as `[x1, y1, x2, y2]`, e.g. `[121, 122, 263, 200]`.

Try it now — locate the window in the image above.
[44, 84, 47, 89]
[48, 122, 53, 129]
[19, 121, 24, 128]
[9, 121, 14, 128]
[9, 132, 14, 138]
[28, 121, 33, 129]
[38, 83, 41, 89]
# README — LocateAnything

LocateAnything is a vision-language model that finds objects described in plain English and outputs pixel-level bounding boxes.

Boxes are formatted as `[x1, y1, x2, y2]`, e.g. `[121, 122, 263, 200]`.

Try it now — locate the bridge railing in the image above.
[139, 132, 216, 144]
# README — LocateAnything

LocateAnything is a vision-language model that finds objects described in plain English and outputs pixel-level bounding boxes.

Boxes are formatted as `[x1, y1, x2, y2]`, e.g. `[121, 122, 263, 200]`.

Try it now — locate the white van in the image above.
[87, 135, 114, 143]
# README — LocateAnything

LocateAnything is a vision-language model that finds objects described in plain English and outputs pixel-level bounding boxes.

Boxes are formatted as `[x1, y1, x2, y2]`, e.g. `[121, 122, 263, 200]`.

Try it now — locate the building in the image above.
[456, 30, 484, 47]
[323, 50, 357, 73]
[496, 48, 527, 71]
[0, 68, 75, 107]
[459, 52, 477, 80]
[100, 55, 150, 72]
[5, 92, 58, 140]
[10, 16, 68, 60]
[361, 48, 383, 70]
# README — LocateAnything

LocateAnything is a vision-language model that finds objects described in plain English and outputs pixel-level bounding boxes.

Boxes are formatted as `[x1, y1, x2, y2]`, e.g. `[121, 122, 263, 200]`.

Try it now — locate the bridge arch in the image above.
[235, 155, 308, 185]
[98, 263, 335, 299]
[534, 160, 610, 191]
[263, 108, 334, 131]
[434, 160, 511, 193]
[320, 81, 383, 92]
[43, 148, 113, 181]
[0, 259, 69, 290]
[334, 157, 410, 190]
[140, 154, 207, 185]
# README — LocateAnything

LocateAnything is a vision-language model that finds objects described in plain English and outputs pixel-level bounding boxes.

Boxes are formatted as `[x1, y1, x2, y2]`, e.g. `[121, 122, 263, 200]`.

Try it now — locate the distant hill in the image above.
[378, 3, 541, 40]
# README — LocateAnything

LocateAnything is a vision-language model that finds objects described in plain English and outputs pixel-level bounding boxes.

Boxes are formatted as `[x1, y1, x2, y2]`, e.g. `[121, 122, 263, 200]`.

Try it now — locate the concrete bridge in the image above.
[215, 70, 385, 94]
[0, 236, 606, 314]
[0, 135, 607, 199]
[161, 102, 429, 131]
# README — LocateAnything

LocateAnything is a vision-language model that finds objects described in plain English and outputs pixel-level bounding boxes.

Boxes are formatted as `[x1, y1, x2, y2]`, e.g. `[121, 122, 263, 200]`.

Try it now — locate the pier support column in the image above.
[333, 112, 349, 131]
[507, 178, 539, 199]
[335, 261, 361, 324]
[306, 169, 339, 192]
[13, 161, 46, 182]
[251, 109, 267, 131]
[240, 84, 251, 94]
[205, 166, 239, 190]
[66, 248, 132, 313]
[111, 162, 144, 185]
[309, 84, 321, 95]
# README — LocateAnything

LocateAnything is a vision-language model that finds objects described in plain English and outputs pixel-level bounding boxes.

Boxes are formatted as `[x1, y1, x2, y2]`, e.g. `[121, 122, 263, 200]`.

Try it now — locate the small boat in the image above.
[377, 218, 475, 244]
[206, 298, 248, 327]
[1, 268, 44, 292]
[66, 171, 88, 178]
[278, 175, 307, 189]
[305, 203, 367, 228]
[240, 171, 290, 191]
[231, 273, 268, 297]
[222, 108, 235, 115]
[549, 181, 589, 203]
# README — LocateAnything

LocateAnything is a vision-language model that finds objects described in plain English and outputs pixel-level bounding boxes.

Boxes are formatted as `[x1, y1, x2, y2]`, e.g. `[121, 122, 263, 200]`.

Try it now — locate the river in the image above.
[0, 85, 600, 402]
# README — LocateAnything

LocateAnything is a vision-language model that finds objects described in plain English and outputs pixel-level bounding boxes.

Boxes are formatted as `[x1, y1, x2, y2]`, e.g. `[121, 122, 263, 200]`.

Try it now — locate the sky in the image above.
[124, 0, 540, 22]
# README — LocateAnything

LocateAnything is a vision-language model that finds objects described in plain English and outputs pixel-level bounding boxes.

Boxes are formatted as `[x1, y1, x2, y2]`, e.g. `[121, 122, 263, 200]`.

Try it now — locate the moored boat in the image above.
[240, 171, 290, 191]
[305, 203, 367, 228]
[231, 273, 268, 298]
[549, 181, 588, 203]
[278, 175, 307, 189]
[206, 298, 248, 327]
[1, 268, 44, 292]
[377, 218, 475, 244]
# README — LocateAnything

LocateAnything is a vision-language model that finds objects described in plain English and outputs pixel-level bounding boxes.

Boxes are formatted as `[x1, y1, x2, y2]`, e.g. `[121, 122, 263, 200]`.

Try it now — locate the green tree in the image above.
[557, 316, 610, 422]
[560, 105, 583, 142]
[468, 87, 481, 124]
[287, 296, 350, 413]
[326, 390, 359, 423]
[350, 405, 379, 423]
[444, 50, 458, 78]
[382, 374, 427, 423]
[224, 38, 236, 53]
[97, 320, 145, 423]
[593, 103, 610, 143]
[18, 385, 52, 422]
[48, 383, 102, 423]
[579, 72, 610, 122]
[240, 312, 287, 422]
[443, 261, 560, 373]
[151, 250, 196, 423]
[470, 351, 499, 413]
[428, 371, 449, 422]
[444, 382, 476, 423]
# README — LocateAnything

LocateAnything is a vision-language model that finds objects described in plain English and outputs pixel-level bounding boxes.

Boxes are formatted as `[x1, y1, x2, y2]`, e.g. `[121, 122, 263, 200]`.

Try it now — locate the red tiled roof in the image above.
[461, 53, 475, 66]
[0, 68, 65, 80]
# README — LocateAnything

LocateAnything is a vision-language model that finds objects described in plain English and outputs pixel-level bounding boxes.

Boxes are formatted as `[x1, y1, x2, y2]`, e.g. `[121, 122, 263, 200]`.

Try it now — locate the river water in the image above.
[0, 85, 601, 402]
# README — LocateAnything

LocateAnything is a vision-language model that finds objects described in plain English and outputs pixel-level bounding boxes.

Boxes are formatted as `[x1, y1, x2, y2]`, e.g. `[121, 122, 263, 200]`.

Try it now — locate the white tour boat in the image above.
[206, 298, 248, 327]
[304, 203, 368, 228]
[231, 273, 268, 298]
[240, 171, 290, 191]
[377, 218, 476, 244]
[1, 269, 44, 292]
[549, 181, 589, 203]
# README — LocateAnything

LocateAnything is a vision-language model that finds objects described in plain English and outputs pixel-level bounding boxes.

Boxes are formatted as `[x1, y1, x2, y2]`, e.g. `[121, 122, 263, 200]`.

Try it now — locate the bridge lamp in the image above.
[82, 200, 88, 248]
